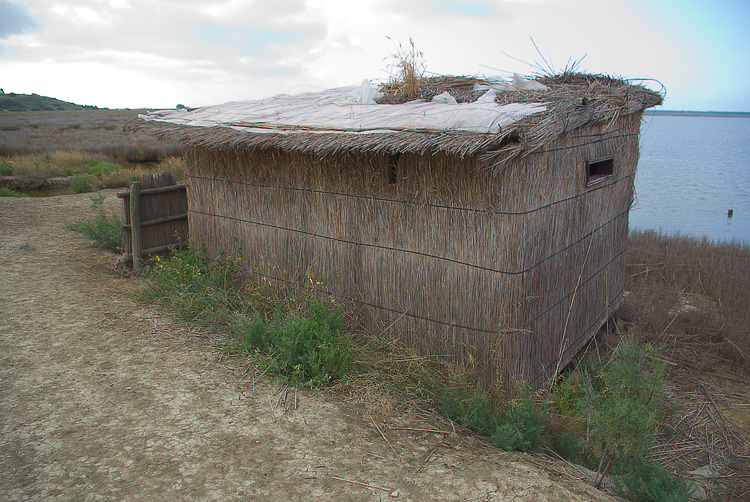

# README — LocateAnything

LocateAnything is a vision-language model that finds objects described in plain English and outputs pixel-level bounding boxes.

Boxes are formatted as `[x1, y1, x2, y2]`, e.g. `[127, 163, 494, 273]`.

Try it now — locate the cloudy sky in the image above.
[1, 0, 748, 111]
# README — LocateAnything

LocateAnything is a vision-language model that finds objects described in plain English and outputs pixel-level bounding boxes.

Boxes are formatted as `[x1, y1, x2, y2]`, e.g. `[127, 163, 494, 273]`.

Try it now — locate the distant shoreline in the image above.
[645, 109, 750, 118]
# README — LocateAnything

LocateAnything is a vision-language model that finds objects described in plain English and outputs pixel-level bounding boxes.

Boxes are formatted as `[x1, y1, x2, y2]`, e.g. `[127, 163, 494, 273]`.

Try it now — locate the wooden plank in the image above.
[142, 212, 188, 228]
[130, 181, 142, 275]
[118, 184, 186, 198]
[120, 242, 188, 262]
[122, 213, 187, 230]
[142, 242, 188, 255]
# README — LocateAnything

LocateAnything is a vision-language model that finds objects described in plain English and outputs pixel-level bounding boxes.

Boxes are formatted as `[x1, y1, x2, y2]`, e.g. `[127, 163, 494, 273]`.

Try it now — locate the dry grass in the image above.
[381, 37, 427, 101]
[0, 110, 182, 161]
[0, 111, 186, 189]
[621, 229, 750, 372]
[610, 229, 750, 500]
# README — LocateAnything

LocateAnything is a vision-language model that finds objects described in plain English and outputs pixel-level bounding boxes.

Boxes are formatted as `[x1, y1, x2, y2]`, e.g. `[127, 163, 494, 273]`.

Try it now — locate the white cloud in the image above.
[0, 0, 747, 110]
[50, 5, 109, 26]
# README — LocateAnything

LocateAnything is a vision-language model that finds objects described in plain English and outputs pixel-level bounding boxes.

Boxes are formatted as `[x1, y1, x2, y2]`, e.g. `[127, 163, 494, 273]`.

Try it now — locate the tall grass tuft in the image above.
[140, 242, 352, 388]
[0, 187, 28, 197]
[66, 194, 123, 252]
[71, 174, 96, 193]
[2, 151, 122, 177]
[139, 243, 250, 326]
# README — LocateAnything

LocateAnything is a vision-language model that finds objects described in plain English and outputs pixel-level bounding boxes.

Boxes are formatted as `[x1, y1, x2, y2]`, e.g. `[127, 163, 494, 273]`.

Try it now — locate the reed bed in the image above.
[616, 229, 750, 500]
[623, 229, 750, 371]
[1, 111, 187, 193]
[0, 110, 182, 161]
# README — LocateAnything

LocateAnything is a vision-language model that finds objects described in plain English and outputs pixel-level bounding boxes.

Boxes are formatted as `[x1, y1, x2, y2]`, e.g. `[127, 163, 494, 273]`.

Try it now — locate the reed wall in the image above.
[185, 112, 643, 391]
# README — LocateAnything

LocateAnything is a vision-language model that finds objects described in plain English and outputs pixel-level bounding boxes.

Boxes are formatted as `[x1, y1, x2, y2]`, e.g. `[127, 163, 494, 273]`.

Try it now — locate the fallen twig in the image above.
[371, 417, 401, 461]
[330, 476, 391, 492]
[389, 427, 451, 435]
[252, 364, 272, 391]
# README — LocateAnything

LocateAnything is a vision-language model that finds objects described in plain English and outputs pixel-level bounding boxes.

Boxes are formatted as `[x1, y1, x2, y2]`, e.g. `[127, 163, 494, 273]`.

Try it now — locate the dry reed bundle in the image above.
[380, 37, 427, 102]
[377, 76, 488, 104]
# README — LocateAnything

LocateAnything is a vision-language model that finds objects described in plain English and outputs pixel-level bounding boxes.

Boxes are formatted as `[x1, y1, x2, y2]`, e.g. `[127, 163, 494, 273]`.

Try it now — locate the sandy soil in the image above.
[0, 191, 618, 501]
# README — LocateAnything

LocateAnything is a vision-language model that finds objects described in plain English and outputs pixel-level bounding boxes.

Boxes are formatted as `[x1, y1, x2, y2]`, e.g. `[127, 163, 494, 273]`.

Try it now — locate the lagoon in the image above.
[629, 113, 750, 244]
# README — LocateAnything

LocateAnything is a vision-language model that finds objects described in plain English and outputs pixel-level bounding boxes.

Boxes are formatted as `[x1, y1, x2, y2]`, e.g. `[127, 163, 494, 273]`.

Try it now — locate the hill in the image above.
[0, 92, 100, 112]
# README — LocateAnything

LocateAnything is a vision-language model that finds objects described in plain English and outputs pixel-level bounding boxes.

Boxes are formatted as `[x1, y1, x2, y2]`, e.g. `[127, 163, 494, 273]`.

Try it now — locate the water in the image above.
[629, 113, 750, 244]
[23, 186, 75, 197]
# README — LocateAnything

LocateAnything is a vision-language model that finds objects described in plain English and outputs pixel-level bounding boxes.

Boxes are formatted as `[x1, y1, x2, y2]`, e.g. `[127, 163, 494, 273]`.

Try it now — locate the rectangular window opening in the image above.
[586, 157, 614, 186]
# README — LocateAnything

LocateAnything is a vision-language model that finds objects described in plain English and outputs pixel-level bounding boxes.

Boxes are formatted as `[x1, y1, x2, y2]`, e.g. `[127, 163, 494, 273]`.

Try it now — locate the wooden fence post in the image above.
[130, 181, 142, 275]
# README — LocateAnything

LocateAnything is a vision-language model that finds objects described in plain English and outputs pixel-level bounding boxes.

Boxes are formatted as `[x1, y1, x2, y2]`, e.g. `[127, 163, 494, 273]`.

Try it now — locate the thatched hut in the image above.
[131, 73, 662, 392]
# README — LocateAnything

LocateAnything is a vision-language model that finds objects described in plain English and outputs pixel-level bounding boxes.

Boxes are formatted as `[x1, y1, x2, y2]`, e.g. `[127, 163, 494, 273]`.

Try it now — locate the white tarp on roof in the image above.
[142, 84, 546, 135]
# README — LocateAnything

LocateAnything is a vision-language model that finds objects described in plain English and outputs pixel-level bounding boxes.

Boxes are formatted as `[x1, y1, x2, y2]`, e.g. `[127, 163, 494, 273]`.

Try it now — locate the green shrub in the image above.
[234, 301, 353, 388]
[553, 372, 584, 417]
[145, 243, 353, 388]
[614, 456, 695, 502]
[276, 301, 352, 386]
[91, 160, 121, 176]
[71, 174, 95, 193]
[66, 194, 123, 252]
[441, 383, 547, 452]
[0, 165, 12, 176]
[0, 187, 28, 197]
[441, 381, 501, 437]
[554, 431, 583, 464]
[236, 313, 274, 352]
[491, 394, 546, 452]
[578, 340, 666, 486]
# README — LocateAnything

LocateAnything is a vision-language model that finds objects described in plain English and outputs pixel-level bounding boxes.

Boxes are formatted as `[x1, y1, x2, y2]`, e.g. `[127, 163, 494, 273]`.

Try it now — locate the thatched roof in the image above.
[128, 73, 662, 163]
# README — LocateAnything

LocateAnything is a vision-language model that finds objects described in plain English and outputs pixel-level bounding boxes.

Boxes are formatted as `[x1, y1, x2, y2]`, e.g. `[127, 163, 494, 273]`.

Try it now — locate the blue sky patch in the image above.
[0, 0, 43, 39]
[192, 24, 300, 56]
[436, 1, 500, 17]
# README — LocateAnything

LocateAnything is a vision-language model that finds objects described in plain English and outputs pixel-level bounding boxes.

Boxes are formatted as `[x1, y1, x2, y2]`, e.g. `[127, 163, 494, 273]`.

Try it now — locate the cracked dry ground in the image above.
[0, 191, 618, 501]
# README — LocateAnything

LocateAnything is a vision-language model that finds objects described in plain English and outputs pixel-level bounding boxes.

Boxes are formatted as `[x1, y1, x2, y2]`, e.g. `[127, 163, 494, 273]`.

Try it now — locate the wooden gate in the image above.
[118, 172, 188, 273]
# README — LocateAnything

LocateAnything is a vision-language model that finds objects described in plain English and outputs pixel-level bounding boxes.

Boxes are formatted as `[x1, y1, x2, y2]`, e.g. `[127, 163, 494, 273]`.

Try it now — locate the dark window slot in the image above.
[389, 153, 401, 184]
[586, 157, 614, 186]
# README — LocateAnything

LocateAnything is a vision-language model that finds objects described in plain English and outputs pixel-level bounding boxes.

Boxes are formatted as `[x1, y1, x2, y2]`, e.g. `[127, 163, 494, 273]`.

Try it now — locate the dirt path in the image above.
[0, 191, 617, 501]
